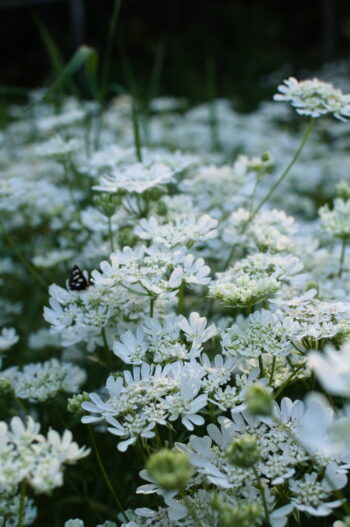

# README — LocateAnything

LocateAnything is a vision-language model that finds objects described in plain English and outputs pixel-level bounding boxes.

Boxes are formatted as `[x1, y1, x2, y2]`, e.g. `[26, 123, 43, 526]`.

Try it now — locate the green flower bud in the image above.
[67, 392, 90, 415]
[211, 495, 263, 527]
[0, 376, 12, 395]
[245, 384, 273, 416]
[261, 151, 271, 162]
[146, 449, 192, 490]
[225, 434, 260, 468]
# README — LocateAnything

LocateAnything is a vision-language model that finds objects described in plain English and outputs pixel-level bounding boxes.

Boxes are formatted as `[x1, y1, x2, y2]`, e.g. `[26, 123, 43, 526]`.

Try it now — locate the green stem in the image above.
[108, 216, 115, 253]
[274, 362, 305, 400]
[253, 467, 271, 527]
[149, 297, 155, 317]
[258, 355, 265, 378]
[269, 356, 277, 386]
[132, 98, 143, 162]
[17, 480, 27, 527]
[242, 117, 314, 234]
[0, 220, 47, 289]
[338, 238, 347, 277]
[177, 282, 185, 315]
[88, 426, 128, 521]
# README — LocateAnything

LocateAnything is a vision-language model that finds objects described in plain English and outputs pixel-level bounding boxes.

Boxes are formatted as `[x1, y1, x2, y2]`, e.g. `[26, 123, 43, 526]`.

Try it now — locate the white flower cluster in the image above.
[0, 416, 89, 493]
[274, 77, 350, 120]
[2, 72, 350, 526]
[209, 253, 303, 307]
[2, 358, 86, 402]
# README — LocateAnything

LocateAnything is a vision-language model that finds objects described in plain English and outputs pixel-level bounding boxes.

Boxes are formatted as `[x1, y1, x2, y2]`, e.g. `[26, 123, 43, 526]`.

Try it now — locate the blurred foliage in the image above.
[1, 0, 350, 109]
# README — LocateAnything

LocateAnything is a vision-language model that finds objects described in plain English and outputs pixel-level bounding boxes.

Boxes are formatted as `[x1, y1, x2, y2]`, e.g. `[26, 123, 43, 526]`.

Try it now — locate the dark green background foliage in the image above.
[1, 0, 350, 108]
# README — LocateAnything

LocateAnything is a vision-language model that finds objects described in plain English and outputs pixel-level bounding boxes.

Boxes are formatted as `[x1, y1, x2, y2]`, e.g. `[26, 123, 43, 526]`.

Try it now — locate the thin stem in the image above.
[17, 480, 27, 527]
[177, 282, 185, 315]
[88, 426, 128, 521]
[269, 356, 277, 386]
[338, 238, 347, 277]
[0, 220, 47, 289]
[108, 216, 115, 253]
[132, 98, 143, 162]
[242, 118, 314, 234]
[149, 297, 155, 317]
[253, 467, 271, 527]
[258, 355, 265, 378]
[274, 362, 305, 400]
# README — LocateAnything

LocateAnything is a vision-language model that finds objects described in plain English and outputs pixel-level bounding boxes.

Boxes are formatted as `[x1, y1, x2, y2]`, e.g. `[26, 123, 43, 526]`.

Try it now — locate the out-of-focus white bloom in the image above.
[93, 163, 174, 194]
[2, 358, 86, 402]
[224, 208, 297, 253]
[32, 249, 74, 268]
[309, 341, 350, 397]
[274, 77, 350, 120]
[36, 135, 80, 160]
[0, 327, 19, 352]
[134, 214, 218, 248]
[319, 198, 350, 239]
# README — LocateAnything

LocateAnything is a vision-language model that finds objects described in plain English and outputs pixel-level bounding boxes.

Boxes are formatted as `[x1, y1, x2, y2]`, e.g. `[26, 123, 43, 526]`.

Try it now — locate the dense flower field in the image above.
[1, 75, 350, 527]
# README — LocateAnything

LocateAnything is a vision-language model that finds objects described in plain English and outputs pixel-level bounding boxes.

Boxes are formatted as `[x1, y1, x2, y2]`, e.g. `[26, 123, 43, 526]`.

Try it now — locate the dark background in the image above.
[1, 0, 350, 109]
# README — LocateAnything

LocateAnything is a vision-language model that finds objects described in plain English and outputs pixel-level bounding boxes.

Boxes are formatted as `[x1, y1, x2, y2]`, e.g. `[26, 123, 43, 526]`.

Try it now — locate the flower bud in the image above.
[245, 384, 273, 415]
[67, 392, 90, 415]
[261, 151, 271, 162]
[146, 448, 192, 490]
[225, 434, 260, 468]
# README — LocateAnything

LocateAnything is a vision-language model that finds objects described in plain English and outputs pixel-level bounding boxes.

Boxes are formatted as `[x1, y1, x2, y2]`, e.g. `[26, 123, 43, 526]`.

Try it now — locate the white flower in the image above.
[319, 198, 350, 239]
[93, 162, 174, 194]
[0, 327, 19, 352]
[134, 214, 218, 248]
[2, 359, 86, 402]
[177, 312, 217, 347]
[36, 135, 80, 160]
[274, 77, 350, 120]
[309, 340, 350, 397]
[289, 463, 346, 516]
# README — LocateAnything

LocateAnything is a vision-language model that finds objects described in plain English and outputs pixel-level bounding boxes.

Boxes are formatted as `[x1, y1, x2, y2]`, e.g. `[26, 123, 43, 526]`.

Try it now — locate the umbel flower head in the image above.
[146, 448, 192, 490]
[274, 77, 350, 121]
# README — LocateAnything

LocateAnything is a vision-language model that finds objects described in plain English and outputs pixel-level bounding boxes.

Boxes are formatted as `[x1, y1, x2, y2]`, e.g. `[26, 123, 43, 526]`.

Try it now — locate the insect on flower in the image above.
[67, 265, 90, 291]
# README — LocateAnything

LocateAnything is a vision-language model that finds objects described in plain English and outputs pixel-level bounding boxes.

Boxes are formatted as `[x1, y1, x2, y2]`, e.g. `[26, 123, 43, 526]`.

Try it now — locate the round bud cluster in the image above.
[67, 392, 90, 415]
[245, 384, 273, 415]
[146, 448, 192, 491]
[225, 434, 260, 468]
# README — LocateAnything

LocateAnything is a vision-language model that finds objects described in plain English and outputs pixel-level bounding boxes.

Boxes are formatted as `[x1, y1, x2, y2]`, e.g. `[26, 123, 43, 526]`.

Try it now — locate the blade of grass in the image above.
[26, 46, 97, 110]
[99, 0, 122, 103]
[32, 12, 80, 99]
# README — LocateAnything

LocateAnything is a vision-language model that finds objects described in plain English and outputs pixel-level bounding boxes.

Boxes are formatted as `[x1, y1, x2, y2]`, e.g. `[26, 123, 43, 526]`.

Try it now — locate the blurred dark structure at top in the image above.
[1, 0, 350, 109]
